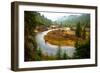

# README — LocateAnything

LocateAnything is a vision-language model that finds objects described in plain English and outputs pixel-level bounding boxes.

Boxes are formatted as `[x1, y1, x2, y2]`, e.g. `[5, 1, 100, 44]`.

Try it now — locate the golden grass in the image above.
[44, 30, 77, 46]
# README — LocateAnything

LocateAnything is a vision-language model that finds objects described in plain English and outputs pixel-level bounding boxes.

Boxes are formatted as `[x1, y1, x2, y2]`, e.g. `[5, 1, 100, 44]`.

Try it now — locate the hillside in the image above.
[54, 14, 90, 27]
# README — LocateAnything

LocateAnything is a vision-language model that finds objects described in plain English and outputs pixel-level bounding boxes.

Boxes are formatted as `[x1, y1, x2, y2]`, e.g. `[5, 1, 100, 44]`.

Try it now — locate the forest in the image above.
[24, 11, 90, 61]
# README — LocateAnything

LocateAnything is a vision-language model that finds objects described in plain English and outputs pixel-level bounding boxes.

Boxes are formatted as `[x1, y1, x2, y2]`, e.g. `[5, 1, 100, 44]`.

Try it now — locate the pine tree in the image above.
[75, 22, 82, 37]
[56, 46, 62, 60]
[62, 51, 69, 59]
[82, 26, 86, 39]
[35, 47, 42, 61]
[74, 39, 90, 59]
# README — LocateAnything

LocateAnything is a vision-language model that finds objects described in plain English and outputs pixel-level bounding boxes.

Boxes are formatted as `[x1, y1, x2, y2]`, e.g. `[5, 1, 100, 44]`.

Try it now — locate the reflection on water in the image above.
[35, 29, 76, 57]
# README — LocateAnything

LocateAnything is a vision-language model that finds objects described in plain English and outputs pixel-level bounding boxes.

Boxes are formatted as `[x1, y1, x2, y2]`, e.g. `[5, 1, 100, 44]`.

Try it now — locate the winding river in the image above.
[35, 29, 76, 57]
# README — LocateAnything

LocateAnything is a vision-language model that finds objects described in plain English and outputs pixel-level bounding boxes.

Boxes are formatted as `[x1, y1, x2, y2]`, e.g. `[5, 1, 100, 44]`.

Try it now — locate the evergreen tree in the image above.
[62, 51, 69, 59]
[82, 26, 86, 39]
[35, 47, 42, 61]
[56, 46, 62, 60]
[74, 39, 90, 59]
[75, 22, 82, 37]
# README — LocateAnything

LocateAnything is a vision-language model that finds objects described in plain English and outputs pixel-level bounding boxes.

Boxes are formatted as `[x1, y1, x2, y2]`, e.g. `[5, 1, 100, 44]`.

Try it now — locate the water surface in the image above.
[35, 29, 76, 57]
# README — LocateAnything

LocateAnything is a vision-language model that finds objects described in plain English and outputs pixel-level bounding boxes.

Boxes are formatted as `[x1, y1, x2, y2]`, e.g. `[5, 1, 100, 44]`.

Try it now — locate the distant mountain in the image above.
[54, 14, 90, 27]
[55, 16, 69, 22]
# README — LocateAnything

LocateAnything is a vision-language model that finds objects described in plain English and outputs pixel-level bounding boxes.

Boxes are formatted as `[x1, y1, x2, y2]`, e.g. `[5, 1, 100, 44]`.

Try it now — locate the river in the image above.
[35, 29, 76, 57]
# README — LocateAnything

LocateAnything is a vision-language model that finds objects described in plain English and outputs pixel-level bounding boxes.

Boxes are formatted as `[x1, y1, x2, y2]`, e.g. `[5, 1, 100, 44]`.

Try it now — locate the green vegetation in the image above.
[75, 22, 82, 37]
[62, 51, 70, 59]
[74, 39, 90, 59]
[56, 46, 62, 60]
[34, 47, 42, 61]
[24, 11, 53, 61]
[24, 11, 38, 61]
[33, 46, 71, 60]
[56, 46, 70, 60]
[54, 14, 90, 27]
[74, 22, 90, 59]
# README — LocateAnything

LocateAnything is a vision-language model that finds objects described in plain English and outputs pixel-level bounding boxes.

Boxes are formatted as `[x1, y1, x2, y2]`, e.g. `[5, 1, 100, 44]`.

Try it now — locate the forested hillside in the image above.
[24, 11, 53, 61]
[54, 14, 90, 27]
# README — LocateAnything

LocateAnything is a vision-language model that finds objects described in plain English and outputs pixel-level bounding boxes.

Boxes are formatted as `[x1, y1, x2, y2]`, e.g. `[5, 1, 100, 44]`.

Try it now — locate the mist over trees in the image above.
[54, 14, 90, 27]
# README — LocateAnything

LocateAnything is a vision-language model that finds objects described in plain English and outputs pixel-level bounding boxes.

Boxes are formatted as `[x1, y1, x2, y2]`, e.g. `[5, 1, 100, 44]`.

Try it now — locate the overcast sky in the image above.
[39, 12, 81, 21]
